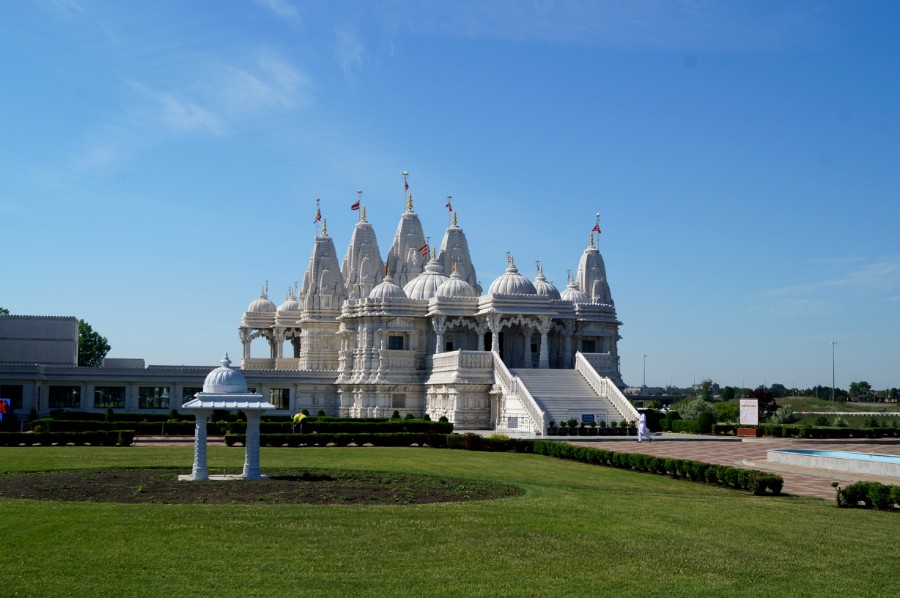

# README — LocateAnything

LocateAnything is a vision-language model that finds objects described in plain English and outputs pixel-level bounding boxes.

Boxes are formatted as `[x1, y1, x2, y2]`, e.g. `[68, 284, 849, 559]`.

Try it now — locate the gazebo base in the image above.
[178, 474, 270, 481]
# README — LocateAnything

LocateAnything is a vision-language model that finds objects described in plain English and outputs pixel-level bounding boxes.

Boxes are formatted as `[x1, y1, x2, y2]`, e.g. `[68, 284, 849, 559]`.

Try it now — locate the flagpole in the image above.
[402, 171, 409, 212]
[357, 189, 363, 223]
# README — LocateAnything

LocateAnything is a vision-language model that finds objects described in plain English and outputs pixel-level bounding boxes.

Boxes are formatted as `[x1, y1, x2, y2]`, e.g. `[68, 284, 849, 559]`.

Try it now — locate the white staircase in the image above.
[509, 368, 625, 426]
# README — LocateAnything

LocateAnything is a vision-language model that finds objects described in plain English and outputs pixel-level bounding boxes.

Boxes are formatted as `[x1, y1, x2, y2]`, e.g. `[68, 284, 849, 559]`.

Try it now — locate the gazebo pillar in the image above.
[243, 410, 263, 479]
[191, 408, 210, 481]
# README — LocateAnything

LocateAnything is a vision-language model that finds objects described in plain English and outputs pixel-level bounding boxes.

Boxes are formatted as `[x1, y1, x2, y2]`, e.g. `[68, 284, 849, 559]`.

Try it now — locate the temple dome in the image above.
[403, 259, 449, 300]
[533, 271, 561, 300]
[561, 281, 590, 303]
[435, 269, 477, 298]
[369, 274, 407, 300]
[488, 264, 537, 295]
[247, 291, 276, 314]
[203, 354, 248, 394]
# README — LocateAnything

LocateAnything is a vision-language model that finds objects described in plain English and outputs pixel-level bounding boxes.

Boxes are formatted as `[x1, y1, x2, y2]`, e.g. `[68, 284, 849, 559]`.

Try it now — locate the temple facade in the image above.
[1, 180, 637, 434]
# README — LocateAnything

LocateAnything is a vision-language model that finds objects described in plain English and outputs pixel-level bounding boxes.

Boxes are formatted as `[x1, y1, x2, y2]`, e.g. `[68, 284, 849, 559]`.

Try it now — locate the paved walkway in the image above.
[569, 435, 900, 500]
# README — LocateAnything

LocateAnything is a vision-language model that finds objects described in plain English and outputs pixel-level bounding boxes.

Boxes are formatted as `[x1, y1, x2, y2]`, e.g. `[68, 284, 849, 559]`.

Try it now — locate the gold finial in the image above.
[323, 218, 328, 236]
[452, 261, 458, 272]
[589, 232, 594, 248]
[384, 263, 389, 277]
[362, 206, 367, 222]
[432, 246, 437, 260]
[407, 193, 413, 212]
[452, 211, 457, 227]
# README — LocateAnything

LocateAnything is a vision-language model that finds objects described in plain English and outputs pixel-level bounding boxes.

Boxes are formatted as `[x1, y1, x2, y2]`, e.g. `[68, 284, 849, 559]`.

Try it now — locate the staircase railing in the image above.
[492, 352, 545, 434]
[575, 352, 640, 422]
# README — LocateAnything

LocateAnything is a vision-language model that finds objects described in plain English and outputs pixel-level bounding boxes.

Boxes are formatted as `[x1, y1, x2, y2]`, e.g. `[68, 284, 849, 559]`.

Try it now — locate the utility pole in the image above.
[831, 340, 837, 402]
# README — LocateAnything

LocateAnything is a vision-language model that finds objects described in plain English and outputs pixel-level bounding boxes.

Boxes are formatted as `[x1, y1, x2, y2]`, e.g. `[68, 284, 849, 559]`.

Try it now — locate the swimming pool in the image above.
[767, 449, 900, 477]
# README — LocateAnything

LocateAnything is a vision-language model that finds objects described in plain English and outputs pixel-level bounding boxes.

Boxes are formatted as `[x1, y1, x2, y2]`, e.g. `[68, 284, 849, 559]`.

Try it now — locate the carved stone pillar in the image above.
[239, 328, 252, 361]
[563, 321, 576, 369]
[486, 314, 501, 353]
[242, 411, 263, 479]
[190, 409, 210, 481]
[538, 316, 552, 369]
[432, 316, 447, 354]
[273, 328, 285, 359]
[521, 326, 532, 369]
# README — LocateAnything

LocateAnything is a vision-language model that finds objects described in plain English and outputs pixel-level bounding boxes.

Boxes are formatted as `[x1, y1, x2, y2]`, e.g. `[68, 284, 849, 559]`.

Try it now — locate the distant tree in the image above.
[0, 307, 9, 315]
[769, 384, 788, 398]
[750, 386, 778, 420]
[699, 379, 714, 402]
[889, 388, 900, 402]
[78, 319, 110, 367]
[848, 381, 872, 400]
[720, 386, 736, 402]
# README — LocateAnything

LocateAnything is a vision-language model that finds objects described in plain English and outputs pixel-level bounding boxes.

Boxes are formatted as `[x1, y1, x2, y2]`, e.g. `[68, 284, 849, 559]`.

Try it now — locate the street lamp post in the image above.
[642, 354, 647, 390]
[831, 340, 837, 403]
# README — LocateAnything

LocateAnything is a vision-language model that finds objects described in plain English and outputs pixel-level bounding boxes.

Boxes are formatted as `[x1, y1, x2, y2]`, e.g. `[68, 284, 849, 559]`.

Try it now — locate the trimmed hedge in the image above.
[712, 424, 900, 439]
[223, 431, 781, 496]
[834, 481, 900, 511]
[671, 420, 699, 434]
[0, 431, 135, 447]
[530, 440, 783, 495]
[30, 418, 226, 436]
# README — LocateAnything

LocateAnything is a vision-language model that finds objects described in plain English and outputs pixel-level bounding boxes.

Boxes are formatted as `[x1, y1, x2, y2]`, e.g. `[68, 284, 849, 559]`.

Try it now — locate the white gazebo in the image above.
[179, 354, 275, 481]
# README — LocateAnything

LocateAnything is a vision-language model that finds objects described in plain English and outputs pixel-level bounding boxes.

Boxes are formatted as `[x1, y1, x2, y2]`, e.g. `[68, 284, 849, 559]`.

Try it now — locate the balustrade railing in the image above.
[575, 352, 640, 422]
[492, 352, 545, 434]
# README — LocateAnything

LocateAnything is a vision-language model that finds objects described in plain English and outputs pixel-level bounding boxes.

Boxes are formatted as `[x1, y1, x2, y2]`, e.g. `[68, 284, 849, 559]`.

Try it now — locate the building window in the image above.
[391, 393, 406, 408]
[94, 386, 125, 409]
[181, 387, 203, 405]
[0, 385, 24, 410]
[138, 387, 170, 410]
[581, 340, 596, 353]
[49, 386, 81, 409]
[388, 335, 404, 350]
[269, 388, 290, 410]
[445, 341, 454, 352]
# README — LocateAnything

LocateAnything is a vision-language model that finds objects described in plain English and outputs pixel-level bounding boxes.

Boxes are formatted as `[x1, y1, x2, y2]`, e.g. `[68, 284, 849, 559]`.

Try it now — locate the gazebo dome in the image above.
[488, 263, 537, 295]
[277, 290, 301, 313]
[403, 259, 449, 300]
[202, 354, 248, 394]
[533, 271, 561, 300]
[436, 269, 477, 298]
[561, 281, 590, 303]
[369, 274, 407, 300]
[247, 291, 277, 314]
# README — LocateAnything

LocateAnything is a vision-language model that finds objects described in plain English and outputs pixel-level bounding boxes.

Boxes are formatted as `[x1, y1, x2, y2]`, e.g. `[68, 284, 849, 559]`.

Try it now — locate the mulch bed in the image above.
[0, 468, 524, 505]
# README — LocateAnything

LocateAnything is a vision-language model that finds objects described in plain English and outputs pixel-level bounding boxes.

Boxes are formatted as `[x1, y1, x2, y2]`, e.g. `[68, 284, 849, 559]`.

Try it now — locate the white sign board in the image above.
[739, 399, 759, 426]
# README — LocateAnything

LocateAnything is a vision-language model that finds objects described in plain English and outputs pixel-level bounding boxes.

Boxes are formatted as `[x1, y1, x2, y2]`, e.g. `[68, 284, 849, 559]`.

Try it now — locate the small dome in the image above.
[277, 289, 301, 313]
[561, 280, 590, 303]
[436, 269, 477, 298]
[369, 274, 407, 300]
[488, 263, 537, 295]
[533, 271, 561, 300]
[403, 259, 449, 300]
[247, 290, 276, 314]
[203, 354, 248, 394]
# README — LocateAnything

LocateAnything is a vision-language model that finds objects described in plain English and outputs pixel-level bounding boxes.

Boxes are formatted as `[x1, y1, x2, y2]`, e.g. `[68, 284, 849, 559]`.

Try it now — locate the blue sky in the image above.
[2, 1, 898, 390]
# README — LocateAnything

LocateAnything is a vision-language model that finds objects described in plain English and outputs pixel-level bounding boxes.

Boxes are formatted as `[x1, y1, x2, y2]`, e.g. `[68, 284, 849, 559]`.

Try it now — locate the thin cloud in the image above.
[755, 256, 900, 316]
[335, 28, 365, 72]
[254, 0, 299, 21]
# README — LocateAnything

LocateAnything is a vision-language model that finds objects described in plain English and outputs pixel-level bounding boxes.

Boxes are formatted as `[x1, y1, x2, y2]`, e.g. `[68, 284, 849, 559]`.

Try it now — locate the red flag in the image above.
[445, 200, 452, 211]
[418, 243, 429, 256]
[592, 224, 601, 234]
[313, 208, 322, 224]
[351, 200, 361, 211]
[404, 181, 409, 193]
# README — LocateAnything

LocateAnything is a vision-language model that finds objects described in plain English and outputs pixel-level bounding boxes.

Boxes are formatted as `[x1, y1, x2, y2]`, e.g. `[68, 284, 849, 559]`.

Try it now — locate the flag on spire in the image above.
[351, 200, 361, 211]
[445, 199, 453, 211]
[404, 180, 409, 193]
[418, 243, 429, 257]
[592, 223, 601, 234]
[314, 207, 322, 223]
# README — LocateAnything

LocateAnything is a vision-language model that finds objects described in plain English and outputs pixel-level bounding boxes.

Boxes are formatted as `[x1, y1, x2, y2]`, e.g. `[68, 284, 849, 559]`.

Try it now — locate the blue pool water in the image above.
[775, 449, 900, 464]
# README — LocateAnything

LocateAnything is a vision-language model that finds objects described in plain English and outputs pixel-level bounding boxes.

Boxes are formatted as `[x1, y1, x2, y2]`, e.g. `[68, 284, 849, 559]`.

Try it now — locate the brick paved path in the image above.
[573, 436, 900, 500]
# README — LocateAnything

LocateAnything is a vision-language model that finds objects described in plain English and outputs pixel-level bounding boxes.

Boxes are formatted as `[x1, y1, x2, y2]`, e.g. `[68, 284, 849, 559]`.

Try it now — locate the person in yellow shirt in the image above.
[292, 412, 307, 433]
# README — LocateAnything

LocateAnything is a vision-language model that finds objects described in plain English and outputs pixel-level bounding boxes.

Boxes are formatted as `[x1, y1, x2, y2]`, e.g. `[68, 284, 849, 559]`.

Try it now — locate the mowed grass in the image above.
[1, 446, 898, 597]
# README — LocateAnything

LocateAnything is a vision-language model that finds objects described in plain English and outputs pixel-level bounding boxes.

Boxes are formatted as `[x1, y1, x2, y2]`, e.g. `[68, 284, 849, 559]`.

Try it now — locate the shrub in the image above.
[833, 416, 849, 428]
[814, 416, 829, 426]
[391, 410, 401, 420]
[438, 416, 449, 423]
[422, 414, 431, 421]
[404, 413, 415, 420]
[697, 411, 715, 434]
[679, 399, 716, 421]
[770, 405, 796, 425]
[671, 420, 699, 434]
[663, 410, 680, 432]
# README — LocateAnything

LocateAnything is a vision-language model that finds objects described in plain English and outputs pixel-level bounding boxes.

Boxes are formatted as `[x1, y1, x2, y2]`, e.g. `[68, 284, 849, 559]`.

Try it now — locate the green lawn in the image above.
[1, 446, 898, 597]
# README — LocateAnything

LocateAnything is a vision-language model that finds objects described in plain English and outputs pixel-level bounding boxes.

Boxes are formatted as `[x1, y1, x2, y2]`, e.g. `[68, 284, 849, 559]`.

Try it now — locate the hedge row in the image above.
[671, 420, 699, 434]
[530, 440, 783, 495]
[712, 423, 900, 439]
[225, 432, 781, 496]
[226, 420, 453, 435]
[0, 431, 135, 447]
[834, 481, 900, 511]
[30, 418, 225, 435]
